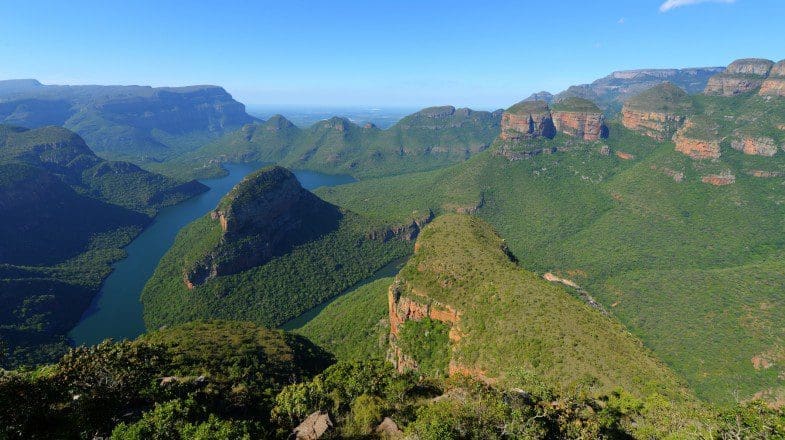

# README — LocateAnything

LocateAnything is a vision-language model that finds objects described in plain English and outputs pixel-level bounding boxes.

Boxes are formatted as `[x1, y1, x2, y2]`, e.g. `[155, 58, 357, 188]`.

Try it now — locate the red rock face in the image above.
[620, 108, 684, 141]
[552, 111, 607, 141]
[673, 119, 721, 159]
[701, 173, 736, 186]
[705, 76, 767, 96]
[731, 137, 779, 157]
[760, 61, 785, 97]
[499, 110, 555, 141]
[674, 135, 720, 159]
[704, 59, 774, 96]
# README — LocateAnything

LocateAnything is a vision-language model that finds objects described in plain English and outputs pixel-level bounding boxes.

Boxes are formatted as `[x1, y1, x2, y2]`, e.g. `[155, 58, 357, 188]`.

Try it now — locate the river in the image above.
[68, 163, 355, 346]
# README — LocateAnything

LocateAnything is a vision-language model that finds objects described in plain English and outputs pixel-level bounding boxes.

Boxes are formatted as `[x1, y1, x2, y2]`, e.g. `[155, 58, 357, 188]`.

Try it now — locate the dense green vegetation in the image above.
[168, 106, 502, 180]
[141, 169, 411, 330]
[0, 125, 205, 367]
[296, 277, 394, 362]
[316, 117, 785, 405]
[5, 320, 785, 439]
[393, 215, 692, 401]
[397, 318, 451, 378]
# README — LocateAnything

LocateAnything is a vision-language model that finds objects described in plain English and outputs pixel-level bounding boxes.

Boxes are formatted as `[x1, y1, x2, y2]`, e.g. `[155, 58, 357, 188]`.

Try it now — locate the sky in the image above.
[0, 0, 783, 108]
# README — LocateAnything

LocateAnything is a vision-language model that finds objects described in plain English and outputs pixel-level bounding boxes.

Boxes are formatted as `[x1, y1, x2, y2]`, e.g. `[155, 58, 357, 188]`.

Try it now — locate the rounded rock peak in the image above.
[725, 58, 774, 76]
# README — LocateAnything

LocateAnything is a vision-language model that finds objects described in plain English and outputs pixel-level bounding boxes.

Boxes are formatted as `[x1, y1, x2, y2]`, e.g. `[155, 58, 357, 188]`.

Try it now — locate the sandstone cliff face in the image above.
[184, 166, 342, 288]
[673, 119, 721, 159]
[620, 83, 692, 141]
[387, 280, 462, 374]
[731, 136, 780, 157]
[552, 110, 607, 141]
[704, 58, 774, 96]
[760, 60, 785, 97]
[499, 100, 556, 141]
[621, 109, 685, 141]
[366, 210, 433, 243]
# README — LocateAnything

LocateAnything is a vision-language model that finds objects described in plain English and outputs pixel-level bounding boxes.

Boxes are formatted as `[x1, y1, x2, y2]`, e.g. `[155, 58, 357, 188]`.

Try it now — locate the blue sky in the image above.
[0, 0, 783, 108]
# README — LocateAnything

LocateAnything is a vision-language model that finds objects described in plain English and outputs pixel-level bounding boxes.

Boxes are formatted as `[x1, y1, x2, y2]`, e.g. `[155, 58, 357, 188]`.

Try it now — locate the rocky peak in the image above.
[550, 97, 608, 141]
[621, 83, 692, 141]
[524, 91, 554, 103]
[704, 58, 774, 96]
[725, 58, 775, 76]
[184, 166, 342, 287]
[759, 60, 785, 97]
[500, 100, 556, 141]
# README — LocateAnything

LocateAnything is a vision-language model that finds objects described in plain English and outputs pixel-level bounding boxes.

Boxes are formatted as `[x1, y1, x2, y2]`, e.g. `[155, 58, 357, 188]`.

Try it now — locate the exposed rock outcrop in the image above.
[367, 210, 433, 242]
[701, 173, 736, 186]
[760, 60, 785, 97]
[673, 119, 721, 159]
[704, 58, 774, 96]
[500, 100, 555, 141]
[184, 166, 342, 288]
[551, 97, 608, 141]
[621, 83, 691, 141]
[293, 411, 333, 440]
[731, 136, 779, 157]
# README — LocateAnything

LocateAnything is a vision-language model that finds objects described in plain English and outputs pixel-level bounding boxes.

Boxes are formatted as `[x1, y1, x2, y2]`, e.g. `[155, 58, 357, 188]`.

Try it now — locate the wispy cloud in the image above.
[659, 0, 735, 12]
[617, 17, 625, 24]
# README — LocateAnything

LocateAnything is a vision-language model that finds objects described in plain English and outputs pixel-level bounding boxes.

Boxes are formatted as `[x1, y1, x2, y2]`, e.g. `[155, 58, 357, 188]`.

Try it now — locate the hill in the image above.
[315, 103, 785, 406]
[141, 166, 414, 330]
[0, 80, 257, 163]
[170, 106, 503, 179]
[388, 214, 689, 399]
[0, 125, 206, 368]
[553, 66, 724, 114]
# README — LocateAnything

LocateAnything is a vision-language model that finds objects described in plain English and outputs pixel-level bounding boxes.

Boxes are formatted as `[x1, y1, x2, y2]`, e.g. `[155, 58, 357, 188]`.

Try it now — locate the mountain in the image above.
[553, 66, 724, 114]
[174, 105, 503, 179]
[388, 214, 689, 400]
[621, 58, 785, 161]
[0, 125, 206, 367]
[0, 80, 257, 163]
[141, 166, 418, 330]
[317, 87, 785, 406]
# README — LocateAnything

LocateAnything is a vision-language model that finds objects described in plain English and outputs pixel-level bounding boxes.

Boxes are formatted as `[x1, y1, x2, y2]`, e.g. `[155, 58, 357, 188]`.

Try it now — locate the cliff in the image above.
[184, 166, 343, 287]
[760, 60, 785, 97]
[386, 214, 690, 399]
[704, 58, 774, 96]
[550, 97, 608, 141]
[500, 100, 555, 141]
[620, 82, 692, 141]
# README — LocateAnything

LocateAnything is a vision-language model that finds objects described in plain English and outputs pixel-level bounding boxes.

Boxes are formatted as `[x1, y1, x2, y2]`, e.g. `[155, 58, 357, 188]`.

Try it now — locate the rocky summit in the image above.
[704, 58, 776, 96]
[184, 166, 342, 287]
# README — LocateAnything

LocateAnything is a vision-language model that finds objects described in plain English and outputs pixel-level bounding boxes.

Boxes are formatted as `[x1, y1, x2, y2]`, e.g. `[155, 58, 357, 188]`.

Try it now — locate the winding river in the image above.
[68, 163, 355, 346]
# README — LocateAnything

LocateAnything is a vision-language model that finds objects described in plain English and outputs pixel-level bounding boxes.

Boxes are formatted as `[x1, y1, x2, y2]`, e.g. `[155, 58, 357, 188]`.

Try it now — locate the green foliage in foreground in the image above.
[141, 212, 410, 330]
[397, 318, 450, 377]
[296, 277, 394, 362]
[316, 120, 785, 405]
[3, 320, 785, 439]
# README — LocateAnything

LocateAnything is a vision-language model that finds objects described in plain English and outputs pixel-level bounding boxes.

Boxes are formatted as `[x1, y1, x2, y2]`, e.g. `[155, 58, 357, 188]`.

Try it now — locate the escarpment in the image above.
[551, 97, 608, 141]
[759, 60, 785, 97]
[704, 58, 774, 96]
[500, 100, 556, 141]
[386, 215, 689, 399]
[621, 82, 692, 141]
[184, 166, 342, 287]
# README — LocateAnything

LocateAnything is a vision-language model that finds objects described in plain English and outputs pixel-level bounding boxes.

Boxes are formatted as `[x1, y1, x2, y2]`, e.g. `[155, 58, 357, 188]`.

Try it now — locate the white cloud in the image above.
[659, 0, 735, 12]
[617, 17, 625, 24]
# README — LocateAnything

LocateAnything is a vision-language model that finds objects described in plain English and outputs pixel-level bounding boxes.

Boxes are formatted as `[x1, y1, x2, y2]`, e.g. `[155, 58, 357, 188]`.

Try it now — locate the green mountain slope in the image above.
[0, 80, 257, 163]
[316, 115, 785, 405]
[172, 106, 502, 179]
[141, 166, 412, 330]
[0, 125, 206, 367]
